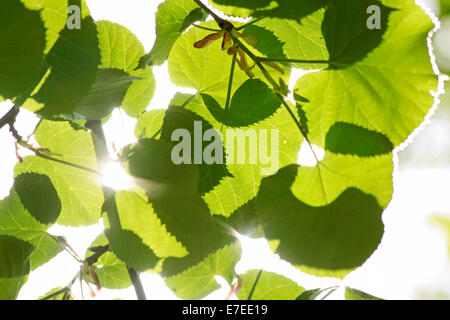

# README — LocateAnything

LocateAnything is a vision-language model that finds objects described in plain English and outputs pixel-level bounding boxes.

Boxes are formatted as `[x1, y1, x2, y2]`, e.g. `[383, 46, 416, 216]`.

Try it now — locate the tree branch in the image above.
[85, 120, 147, 301]
[0, 104, 19, 130]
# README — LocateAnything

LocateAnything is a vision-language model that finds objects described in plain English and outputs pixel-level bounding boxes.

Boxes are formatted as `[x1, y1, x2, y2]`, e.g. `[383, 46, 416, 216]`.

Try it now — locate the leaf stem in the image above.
[255, 57, 330, 65]
[192, 24, 221, 32]
[247, 268, 264, 300]
[231, 36, 324, 165]
[223, 52, 237, 123]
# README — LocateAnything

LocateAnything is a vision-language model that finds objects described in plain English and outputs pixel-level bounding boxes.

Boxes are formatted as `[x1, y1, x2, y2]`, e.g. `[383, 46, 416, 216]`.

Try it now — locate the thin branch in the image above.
[0, 104, 19, 130]
[85, 245, 110, 266]
[255, 57, 330, 65]
[127, 267, 147, 300]
[86, 120, 147, 301]
[39, 272, 80, 300]
[7, 113, 99, 175]
[193, 0, 224, 23]
[247, 268, 264, 300]
[192, 24, 221, 32]
[223, 52, 237, 124]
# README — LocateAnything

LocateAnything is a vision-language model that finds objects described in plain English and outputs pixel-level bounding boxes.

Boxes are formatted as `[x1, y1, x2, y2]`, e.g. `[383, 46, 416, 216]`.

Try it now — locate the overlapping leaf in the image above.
[127, 139, 236, 276]
[15, 121, 104, 226]
[256, 165, 384, 278]
[0, 191, 62, 270]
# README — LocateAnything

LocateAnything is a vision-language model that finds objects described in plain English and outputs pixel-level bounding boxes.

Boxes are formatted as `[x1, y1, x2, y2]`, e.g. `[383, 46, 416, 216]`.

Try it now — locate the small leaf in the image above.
[203, 79, 281, 127]
[105, 229, 159, 272]
[325, 122, 394, 157]
[14, 173, 61, 225]
[0, 235, 34, 278]
[345, 287, 382, 300]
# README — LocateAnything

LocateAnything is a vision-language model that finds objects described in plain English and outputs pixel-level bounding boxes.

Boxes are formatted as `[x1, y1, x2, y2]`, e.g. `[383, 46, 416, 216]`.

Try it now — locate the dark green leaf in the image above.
[256, 165, 384, 277]
[105, 229, 159, 272]
[0, 0, 46, 100]
[0, 235, 34, 278]
[242, 25, 286, 60]
[203, 79, 281, 127]
[35, 16, 100, 116]
[14, 173, 61, 225]
[127, 139, 234, 276]
[325, 122, 394, 156]
[73, 69, 141, 120]
[160, 99, 233, 195]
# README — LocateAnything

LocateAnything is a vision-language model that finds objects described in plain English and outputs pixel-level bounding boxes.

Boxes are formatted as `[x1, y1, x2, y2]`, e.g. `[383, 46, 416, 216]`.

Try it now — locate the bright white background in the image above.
[0, 0, 448, 300]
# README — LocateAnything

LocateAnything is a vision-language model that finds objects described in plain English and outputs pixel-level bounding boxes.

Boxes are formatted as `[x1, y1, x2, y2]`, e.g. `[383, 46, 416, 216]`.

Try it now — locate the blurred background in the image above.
[0, 0, 448, 300]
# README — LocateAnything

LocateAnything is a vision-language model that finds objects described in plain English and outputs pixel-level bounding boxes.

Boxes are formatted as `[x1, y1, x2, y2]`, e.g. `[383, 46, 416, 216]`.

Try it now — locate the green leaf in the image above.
[256, 165, 384, 278]
[21, 0, 91, 53]
[114, 190, 187, 259]
[345, 287, 382, 300]
[34, 16, 100, 117]
[168, 93, 302, 217]
[14, 173, 61, 225]
[105, 228, 159, 273]
[15, 120, 104, 226]
[241, 25, 286, 60]
[203, 79, 281, 127]
[96, 21, 156, 117]
[160, 101, 232, 196]
[0, 235, 34, 278]
[135, 109, 166, 139]
[237, 270, 304, 300]
[0, 275, 27, 300]
[85, 234, 131, 289]
[137, 0, 207, 68]
[325, 122, 394, 157]
[73, 69, 141, 120]
[0, 0, 46, 100]
[0, 191, 62, 270]
[127, 139, 235, 276]
[293, 1, 438, 146]
[165, 243, 241, 300]
[292, 152, 394, 208]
